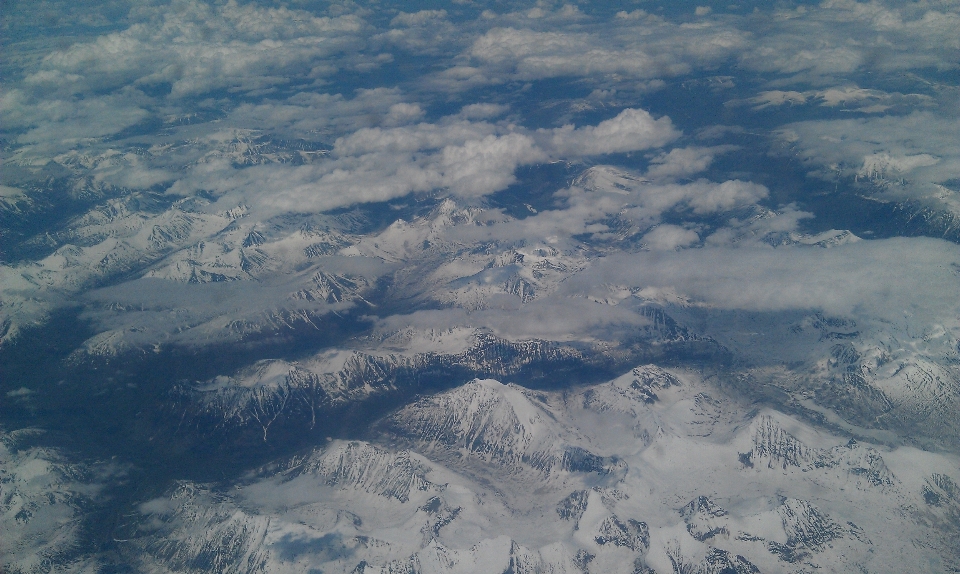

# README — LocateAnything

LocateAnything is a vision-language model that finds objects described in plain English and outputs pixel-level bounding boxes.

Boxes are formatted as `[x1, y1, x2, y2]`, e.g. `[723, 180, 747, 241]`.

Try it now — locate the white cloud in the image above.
[742, 43, 862, 76]
[478, 296, 651, 341]
[578, 237, 960, 322]
[164, 118, 547, 214]
[1, 91, 149, 153]
[462, 22, 746, 84]
[739, 1, 960, 78]
[685, 179, 769, 214]
[641, 225, 700, 250]
[378, 10, 461, 54]
[390, 10, 449, 27]
[776, 111, 960, 210]
[857, 153, 940, 180]
[438, 133, 545, 196]
[745, 87, 934, 113]
[544, 108, 680, 156]
[459, 103, 510, 120]
[446, 165, 775, 253]
[30, 0, 369, 98]
[223, 88, 413, 140]
[165, 107, 686, 216]
[747, 90, 810, 108]
[4, 0, 958, 368]
[646, 146, 734, 179]
[372, 297, 651, 343]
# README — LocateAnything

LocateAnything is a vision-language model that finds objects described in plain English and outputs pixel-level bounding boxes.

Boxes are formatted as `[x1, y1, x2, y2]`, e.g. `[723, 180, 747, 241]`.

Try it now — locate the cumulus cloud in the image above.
[857, 153, 940, 180]
[165, 118, 549, 214]
[567, 172, 768, 218]
[372, 297, 652, 343]
[739, 1, 960, 78]
[438, 133, 545, 196]
[223, 88, 418, 141]
[447, 165, 773, 251]
[26, 0, 369, 99]
[0, 0, 382, 159]
[4, 0, 957, 364]
[544, 108, 680, 156]
[478, 296, 651, 341]
[165, 106, 688, 216]
[462, 22, 746, 84]
[376, 10, 462, 54]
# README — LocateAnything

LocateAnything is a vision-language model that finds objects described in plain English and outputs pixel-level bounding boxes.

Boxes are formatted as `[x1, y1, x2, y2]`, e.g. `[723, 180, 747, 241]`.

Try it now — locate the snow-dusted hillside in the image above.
[0, 429, 111, 574]
[5, 1, 960, 572]
[123, 367, 960, 574]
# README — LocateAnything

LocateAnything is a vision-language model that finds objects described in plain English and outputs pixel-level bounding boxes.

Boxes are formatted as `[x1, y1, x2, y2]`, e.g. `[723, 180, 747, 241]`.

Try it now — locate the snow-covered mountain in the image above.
[0, 429, 112, 574]
[121, 366, 960, 574]
[5, 2, 960, 572]
[4, 158, 958, 573]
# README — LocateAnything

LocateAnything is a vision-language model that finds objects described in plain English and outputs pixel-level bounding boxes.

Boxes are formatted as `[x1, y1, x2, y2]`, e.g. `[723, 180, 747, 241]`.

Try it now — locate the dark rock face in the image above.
[680, 496, 729, 541]
[556, 490, 590, 522]
[750, 416, 897, 490]
[768, 499, 846, 563]
[594, 515, 650, 553]
[751, 416, 813, 469]
[131, 483, 272, 574]
[172, 334, 592, 446]
[701, 548, 760, 574]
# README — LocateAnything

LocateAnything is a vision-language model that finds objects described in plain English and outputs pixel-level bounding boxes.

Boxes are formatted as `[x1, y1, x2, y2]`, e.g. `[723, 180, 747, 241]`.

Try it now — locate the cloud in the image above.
[684, 179, 770, 214]
[775, 111, 960, 209]
[222, 88, 415, 140]
[857, 153, 940, 180]
[1, 91, 149, 153]
[742, 43, 862, 76]
[444, 165, 775, 254]
[577, 237, 960, 323]
[438, 133, 545, 196]
[163, 118, 544, 214]
[166, 107, 686, 217]
[744, 87, 934, 114]
[478, 296, 651, 341]
[544, 108, 680, 156]
[738, 1, 960, 79]
[641, 225, 700, 250]
[377, 10, 461, 55]
[27, 0, 370, 99]
[463, 22, 745, 84]
[372, 297, 652, 343]
[645, 146, 734, 179]
[459, 103, 510, 120]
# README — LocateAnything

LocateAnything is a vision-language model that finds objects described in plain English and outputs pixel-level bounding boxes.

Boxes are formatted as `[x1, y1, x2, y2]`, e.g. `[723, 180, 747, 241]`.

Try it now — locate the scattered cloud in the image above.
[745, 87, 934, 114]
[641, 224, 700, 250]
[28, 0, 369, 98]
[645, 146, 735, 179]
